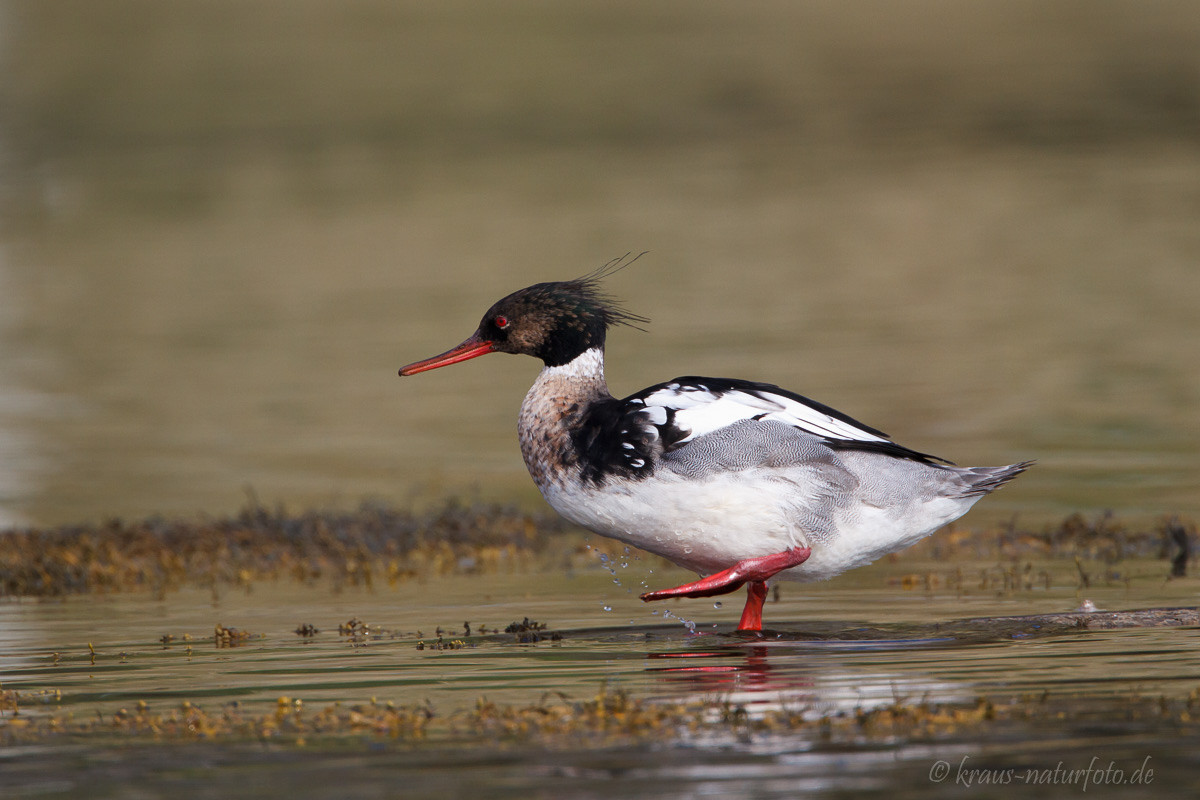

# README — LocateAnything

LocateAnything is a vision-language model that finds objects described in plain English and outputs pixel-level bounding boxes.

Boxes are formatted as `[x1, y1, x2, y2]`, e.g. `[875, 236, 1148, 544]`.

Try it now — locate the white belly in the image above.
[542, 470, 799, 574]
[540, 469, 980, 583]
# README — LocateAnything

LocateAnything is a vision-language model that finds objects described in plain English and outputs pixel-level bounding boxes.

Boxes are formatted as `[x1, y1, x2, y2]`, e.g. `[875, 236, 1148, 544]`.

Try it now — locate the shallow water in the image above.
[2, 554, 1198, 797]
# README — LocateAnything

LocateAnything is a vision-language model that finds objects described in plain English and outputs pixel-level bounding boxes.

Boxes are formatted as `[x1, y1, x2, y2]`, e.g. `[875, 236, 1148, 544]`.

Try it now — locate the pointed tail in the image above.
[956, 459, 1035, 497]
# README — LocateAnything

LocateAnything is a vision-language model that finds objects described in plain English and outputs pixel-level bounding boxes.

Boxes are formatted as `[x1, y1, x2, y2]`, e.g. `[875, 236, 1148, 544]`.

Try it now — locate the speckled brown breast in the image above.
[517, 351, 610, 493]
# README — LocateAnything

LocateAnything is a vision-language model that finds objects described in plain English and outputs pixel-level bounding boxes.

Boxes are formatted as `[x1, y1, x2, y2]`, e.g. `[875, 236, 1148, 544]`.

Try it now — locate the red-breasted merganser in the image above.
[399, 264, 1032, 631]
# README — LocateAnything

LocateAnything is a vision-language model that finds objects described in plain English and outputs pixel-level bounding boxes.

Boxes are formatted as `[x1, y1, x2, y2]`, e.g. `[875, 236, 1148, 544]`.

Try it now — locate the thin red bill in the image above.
[398, 332, 495, 376]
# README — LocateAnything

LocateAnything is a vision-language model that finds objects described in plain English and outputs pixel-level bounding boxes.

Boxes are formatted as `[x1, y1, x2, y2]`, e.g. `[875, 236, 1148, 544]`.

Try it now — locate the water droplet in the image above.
[603, 605, 612, 612]
[683, 546, 693, 554]
[713, 601, 722, 609]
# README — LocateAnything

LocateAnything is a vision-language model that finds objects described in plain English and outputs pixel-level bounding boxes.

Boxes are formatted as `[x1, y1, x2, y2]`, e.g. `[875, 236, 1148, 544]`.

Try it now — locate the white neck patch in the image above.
[541, 347, 606, 382]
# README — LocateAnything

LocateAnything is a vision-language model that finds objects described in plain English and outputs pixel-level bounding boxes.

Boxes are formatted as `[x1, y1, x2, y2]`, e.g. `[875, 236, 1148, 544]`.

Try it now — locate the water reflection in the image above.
[2, 570, 1198, 798]
[646, 640, 976, 725]
[648, 645, 809, 697]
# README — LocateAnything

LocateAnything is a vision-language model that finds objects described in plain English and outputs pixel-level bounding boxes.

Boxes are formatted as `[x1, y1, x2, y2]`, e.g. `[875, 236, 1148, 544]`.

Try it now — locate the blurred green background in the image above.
[1, 0, 1198, 526]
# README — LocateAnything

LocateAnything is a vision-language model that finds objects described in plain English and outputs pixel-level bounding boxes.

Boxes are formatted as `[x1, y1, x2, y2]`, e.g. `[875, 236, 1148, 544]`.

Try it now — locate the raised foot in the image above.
[639, 547, 812, 602]
[640, 546, 812, 633]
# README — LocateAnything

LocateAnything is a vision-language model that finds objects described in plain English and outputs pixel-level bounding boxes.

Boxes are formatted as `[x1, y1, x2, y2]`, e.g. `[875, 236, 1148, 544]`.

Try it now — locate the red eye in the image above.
[495, 315, 510, 329]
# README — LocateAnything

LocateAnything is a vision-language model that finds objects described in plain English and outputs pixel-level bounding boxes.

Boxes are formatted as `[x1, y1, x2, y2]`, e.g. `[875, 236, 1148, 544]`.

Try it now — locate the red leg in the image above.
[640, 547, 811, 601]
[737, 581, 769, 632]
[640, 546, 811, 630]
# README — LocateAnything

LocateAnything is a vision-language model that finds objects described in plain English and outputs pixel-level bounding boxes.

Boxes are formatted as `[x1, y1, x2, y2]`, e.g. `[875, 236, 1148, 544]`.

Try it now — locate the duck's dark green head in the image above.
[399, 258, 647, 375]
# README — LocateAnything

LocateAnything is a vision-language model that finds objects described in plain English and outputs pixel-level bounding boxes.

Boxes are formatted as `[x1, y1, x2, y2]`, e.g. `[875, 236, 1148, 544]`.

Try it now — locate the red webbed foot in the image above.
[640, 546, 811, 632]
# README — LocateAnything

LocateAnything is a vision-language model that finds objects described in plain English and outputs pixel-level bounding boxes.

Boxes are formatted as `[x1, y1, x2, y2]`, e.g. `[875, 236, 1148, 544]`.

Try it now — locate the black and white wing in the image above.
[572, 375, 945, 486]
[625, 376, 946, 464]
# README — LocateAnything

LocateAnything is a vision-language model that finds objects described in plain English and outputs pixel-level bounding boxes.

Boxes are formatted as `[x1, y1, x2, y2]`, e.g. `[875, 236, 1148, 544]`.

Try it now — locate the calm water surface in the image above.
[2, 556, 1197, 798]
